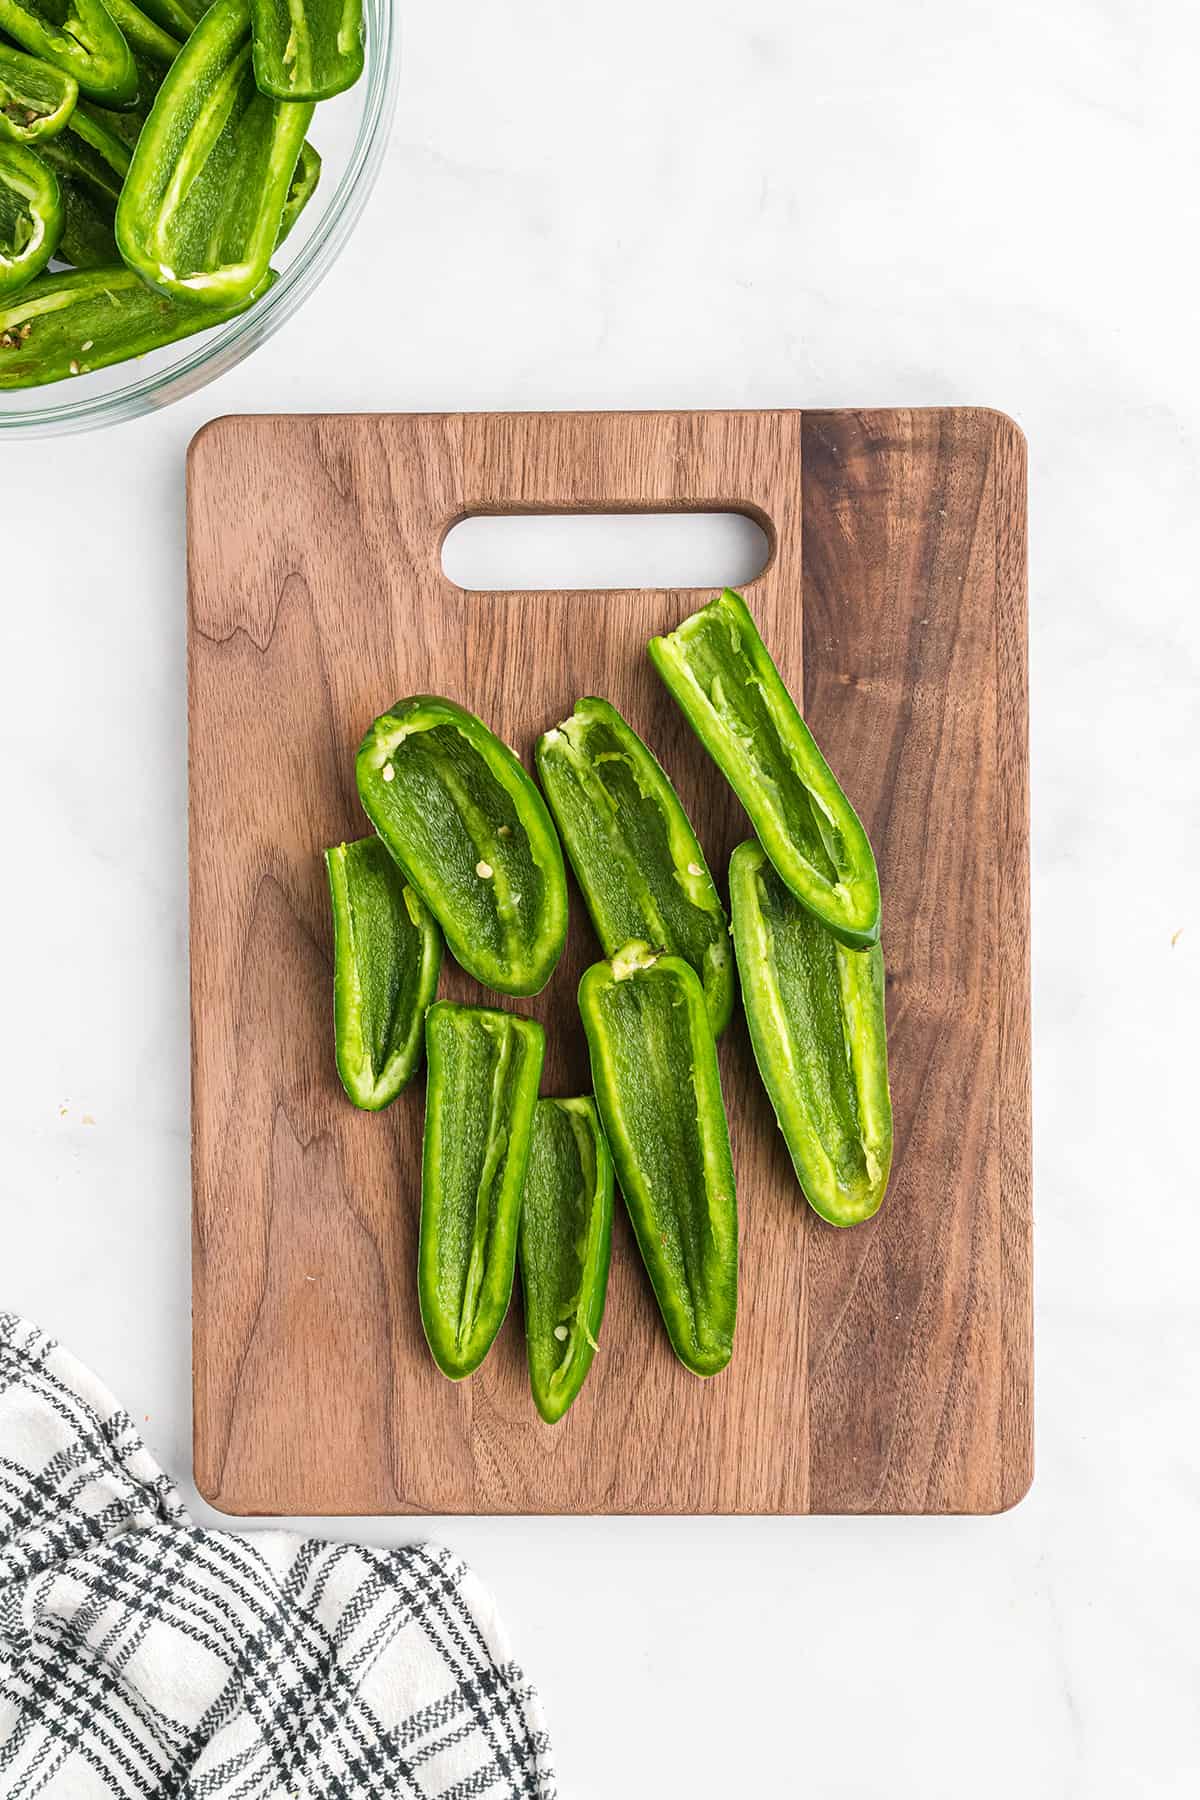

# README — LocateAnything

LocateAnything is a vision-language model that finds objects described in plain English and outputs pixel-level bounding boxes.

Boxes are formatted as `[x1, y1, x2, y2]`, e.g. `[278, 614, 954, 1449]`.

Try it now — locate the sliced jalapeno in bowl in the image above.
[115, 0, 313, 307]
[136, 0, 206, 36]
[0, 262, 272, 387]
[276, 136, 319, 243]
[101, 0, 180, 70]
[251, 0, 364, 101]
[34, 103, 129, 264]
[0, 137, 60, 296]
[0, 0, 137, 106]
[0, 41, 77, 144]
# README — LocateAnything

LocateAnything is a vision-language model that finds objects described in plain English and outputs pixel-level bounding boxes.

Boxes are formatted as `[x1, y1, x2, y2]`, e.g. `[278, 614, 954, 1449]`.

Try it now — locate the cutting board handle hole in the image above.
[440, 511, 771, 593]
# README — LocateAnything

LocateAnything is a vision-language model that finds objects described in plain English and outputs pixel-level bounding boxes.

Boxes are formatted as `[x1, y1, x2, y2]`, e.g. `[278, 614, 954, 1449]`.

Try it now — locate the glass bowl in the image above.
[0, 0, 398, 437]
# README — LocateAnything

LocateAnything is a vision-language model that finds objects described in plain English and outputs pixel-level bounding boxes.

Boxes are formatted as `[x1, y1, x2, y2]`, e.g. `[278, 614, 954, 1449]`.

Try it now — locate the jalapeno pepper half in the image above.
[74, 53, 167, 153]
[536, 696, 734, 1037]
[250, 0, 363, 102]
[518, 1096, 613, 1423]
[34, 103, 128, 264]
[579, 943, 738, 1378]
[132, 0, 201, 43]
[275, 134, 318, 243]
[115, 0, 312, 307]
[325, 836, 443, 1112]
[357, 695, 569, 999]
[0, 137, 60, 296]
[101, 0, 180, 69]
[649, 588, 882, 950]
[419, 1002, 545, 1381]
[0, 0, 137, 106]
[0, 41, 77, 144]
[729, 838, 892, 1227]
[140, 0, 209, 30]
[0, 261, 272, 386]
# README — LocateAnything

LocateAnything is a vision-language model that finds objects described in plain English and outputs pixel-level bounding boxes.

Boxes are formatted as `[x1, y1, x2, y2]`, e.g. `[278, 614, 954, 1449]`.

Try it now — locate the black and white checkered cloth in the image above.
[0, 1315, 556, 1798]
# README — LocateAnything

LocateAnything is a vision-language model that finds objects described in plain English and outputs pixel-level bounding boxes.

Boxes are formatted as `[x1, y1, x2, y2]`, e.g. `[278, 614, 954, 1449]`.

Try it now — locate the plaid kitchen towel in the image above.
[0, 1315, 556, 1799]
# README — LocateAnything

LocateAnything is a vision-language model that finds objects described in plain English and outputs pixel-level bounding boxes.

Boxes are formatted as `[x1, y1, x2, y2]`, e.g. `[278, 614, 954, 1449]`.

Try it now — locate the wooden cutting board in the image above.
[187, 408, 1031, 1516]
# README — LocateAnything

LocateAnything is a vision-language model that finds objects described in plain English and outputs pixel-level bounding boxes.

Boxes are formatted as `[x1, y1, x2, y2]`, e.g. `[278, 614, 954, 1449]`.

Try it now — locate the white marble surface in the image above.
[3, 1, 1199, 1793]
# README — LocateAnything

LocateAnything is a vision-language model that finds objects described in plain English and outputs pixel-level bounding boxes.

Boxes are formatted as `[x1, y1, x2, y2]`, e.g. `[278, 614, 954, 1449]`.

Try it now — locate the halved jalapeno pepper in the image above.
[275, 135, 318, 244]
[579, 943, 738, 1378]
[115, 0, 312, 307]
[0, 261, 272, 386]
[649, 588, 882, 950]
[325, 836, 442, 1111]
[357, 695, 569, 999]
[250, 0, 363, 102]
[0, 41, 77, 144]
[34, 102, 128, 264]
[0, 137, 61, 296]
[0, 0, 137, 107]
[518, 1096, 613, 1423]
[730, 838, 892, 1227]
[536, 695, 734, 1037]
[419, 1001, 545, 1381]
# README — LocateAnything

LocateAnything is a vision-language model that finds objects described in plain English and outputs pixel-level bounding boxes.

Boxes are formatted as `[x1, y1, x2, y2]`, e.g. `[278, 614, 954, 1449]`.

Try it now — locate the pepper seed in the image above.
[476, 861, 493, 879]
[381, 763, 394, 782]
[553, 1325, 569, 1342]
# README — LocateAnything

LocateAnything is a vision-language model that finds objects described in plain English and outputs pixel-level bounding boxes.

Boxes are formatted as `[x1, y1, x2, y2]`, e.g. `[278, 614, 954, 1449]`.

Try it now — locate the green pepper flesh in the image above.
[579, 944, 737, 1377]
[420, 1002, 545, 1381]
[136, 0, 207, 37]
[0, 137, 60, 295]
[275, 134, 318, 244]
[326, 837, 443, 1112]
[536, 696, 734, 1037]
[357, 695, 569, 999]
[0, 262, 272, 386]
[0, 41, 77, 143]
[115, 0, 313, 307]
[32, 104, 129, 263]
[101, 0, 180, 69]
[0, 0, 138, 106]
[518, 1096, 613, 1423]
[76, 55, 169, 153]
[730, 838, 892, 1226]
[649, 589, 882, 950]
[250, 0, 364, 102]
[142, 0, 211, 29]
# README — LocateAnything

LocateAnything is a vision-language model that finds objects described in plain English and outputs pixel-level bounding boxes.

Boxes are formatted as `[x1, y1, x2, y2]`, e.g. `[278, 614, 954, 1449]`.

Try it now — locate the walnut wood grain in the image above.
[187, 407, 1031, 1516]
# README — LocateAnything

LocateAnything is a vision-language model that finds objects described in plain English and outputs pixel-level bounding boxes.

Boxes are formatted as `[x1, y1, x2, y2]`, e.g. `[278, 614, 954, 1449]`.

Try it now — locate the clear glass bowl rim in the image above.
[0, 0, 399, 437]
